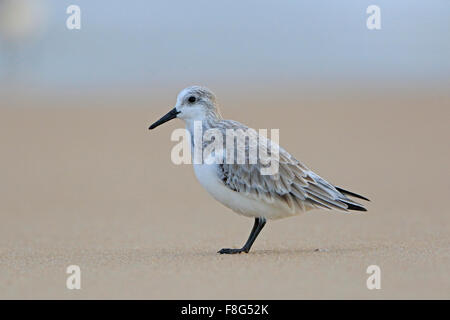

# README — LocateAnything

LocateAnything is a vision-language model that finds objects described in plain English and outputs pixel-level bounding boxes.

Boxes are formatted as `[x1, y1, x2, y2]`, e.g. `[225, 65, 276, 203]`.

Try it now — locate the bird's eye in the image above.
[188, 96, 196, 103]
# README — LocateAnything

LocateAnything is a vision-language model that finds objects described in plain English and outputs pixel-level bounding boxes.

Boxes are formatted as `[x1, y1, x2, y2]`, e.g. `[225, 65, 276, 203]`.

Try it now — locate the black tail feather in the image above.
[335, 186, 370, 201]
[344, 202, 367, 212]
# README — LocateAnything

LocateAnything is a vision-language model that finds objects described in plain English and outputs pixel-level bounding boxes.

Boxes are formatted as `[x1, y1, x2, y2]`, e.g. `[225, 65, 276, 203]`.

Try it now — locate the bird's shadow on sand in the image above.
[190, 245, 379, 258]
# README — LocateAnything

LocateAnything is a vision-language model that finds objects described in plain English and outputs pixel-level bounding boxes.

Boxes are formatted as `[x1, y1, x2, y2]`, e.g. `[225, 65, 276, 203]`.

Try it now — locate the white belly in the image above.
[193, 160, 298, 220]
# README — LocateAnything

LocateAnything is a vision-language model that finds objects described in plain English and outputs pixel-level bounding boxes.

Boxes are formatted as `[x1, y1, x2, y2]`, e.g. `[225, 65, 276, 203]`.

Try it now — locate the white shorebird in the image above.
[149, 86, 369, 254]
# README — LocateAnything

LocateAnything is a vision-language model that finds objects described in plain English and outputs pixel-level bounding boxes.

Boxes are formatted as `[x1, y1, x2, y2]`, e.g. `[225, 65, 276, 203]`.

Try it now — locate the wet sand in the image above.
[0, 88, 449, 299]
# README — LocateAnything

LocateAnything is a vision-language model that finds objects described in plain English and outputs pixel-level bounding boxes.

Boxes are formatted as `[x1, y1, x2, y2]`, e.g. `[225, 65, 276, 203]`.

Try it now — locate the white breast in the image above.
[193, 155, 295, 219]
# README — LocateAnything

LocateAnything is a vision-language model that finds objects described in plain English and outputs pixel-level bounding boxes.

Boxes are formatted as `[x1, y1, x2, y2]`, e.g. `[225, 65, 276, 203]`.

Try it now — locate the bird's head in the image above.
[149, 86, 220, 130]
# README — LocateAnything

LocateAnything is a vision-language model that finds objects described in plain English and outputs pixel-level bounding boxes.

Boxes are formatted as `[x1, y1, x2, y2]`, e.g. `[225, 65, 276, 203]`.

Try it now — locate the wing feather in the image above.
[211, 120, 367, 213]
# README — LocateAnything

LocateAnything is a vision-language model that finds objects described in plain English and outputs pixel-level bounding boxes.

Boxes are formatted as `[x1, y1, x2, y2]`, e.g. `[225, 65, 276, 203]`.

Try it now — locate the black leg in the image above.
[218, 217, 266, 254]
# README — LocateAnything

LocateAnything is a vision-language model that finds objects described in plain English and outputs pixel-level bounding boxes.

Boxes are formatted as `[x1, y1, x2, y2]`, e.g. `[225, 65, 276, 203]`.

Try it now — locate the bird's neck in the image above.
[185, 111, 222, 136]
[185, 112, 223, 152]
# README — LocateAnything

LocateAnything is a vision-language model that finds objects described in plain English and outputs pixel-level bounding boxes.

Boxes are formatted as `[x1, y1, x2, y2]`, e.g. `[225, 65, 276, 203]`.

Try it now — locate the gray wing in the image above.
[217, 146, 366, 213]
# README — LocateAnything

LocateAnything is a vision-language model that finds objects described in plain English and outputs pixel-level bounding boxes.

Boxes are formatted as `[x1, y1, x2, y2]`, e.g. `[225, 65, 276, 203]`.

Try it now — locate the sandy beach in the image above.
[0, 87, 449, 299]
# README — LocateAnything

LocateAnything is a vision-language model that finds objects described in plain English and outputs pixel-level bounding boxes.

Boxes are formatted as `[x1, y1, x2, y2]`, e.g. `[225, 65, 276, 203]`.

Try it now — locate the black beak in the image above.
[149, 108, 180, 130]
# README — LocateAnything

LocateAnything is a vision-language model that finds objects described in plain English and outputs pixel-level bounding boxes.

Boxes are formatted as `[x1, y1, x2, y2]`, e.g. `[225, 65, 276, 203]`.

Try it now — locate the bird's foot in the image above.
[218, 247, 248, 254]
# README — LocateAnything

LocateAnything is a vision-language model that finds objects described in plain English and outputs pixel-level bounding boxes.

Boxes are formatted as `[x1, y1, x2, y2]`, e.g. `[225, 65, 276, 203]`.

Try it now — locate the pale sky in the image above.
[0, 0, 449, 89]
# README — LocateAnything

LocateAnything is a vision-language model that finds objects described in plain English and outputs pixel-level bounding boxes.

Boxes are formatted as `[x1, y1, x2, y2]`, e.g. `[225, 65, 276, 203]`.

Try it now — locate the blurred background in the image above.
[0, 0, 449, 299]
[1, 0, 449, 93]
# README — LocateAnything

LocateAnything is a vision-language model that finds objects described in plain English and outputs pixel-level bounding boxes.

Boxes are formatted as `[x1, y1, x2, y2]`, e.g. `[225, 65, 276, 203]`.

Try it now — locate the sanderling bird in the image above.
[149, 86, 369, 254]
